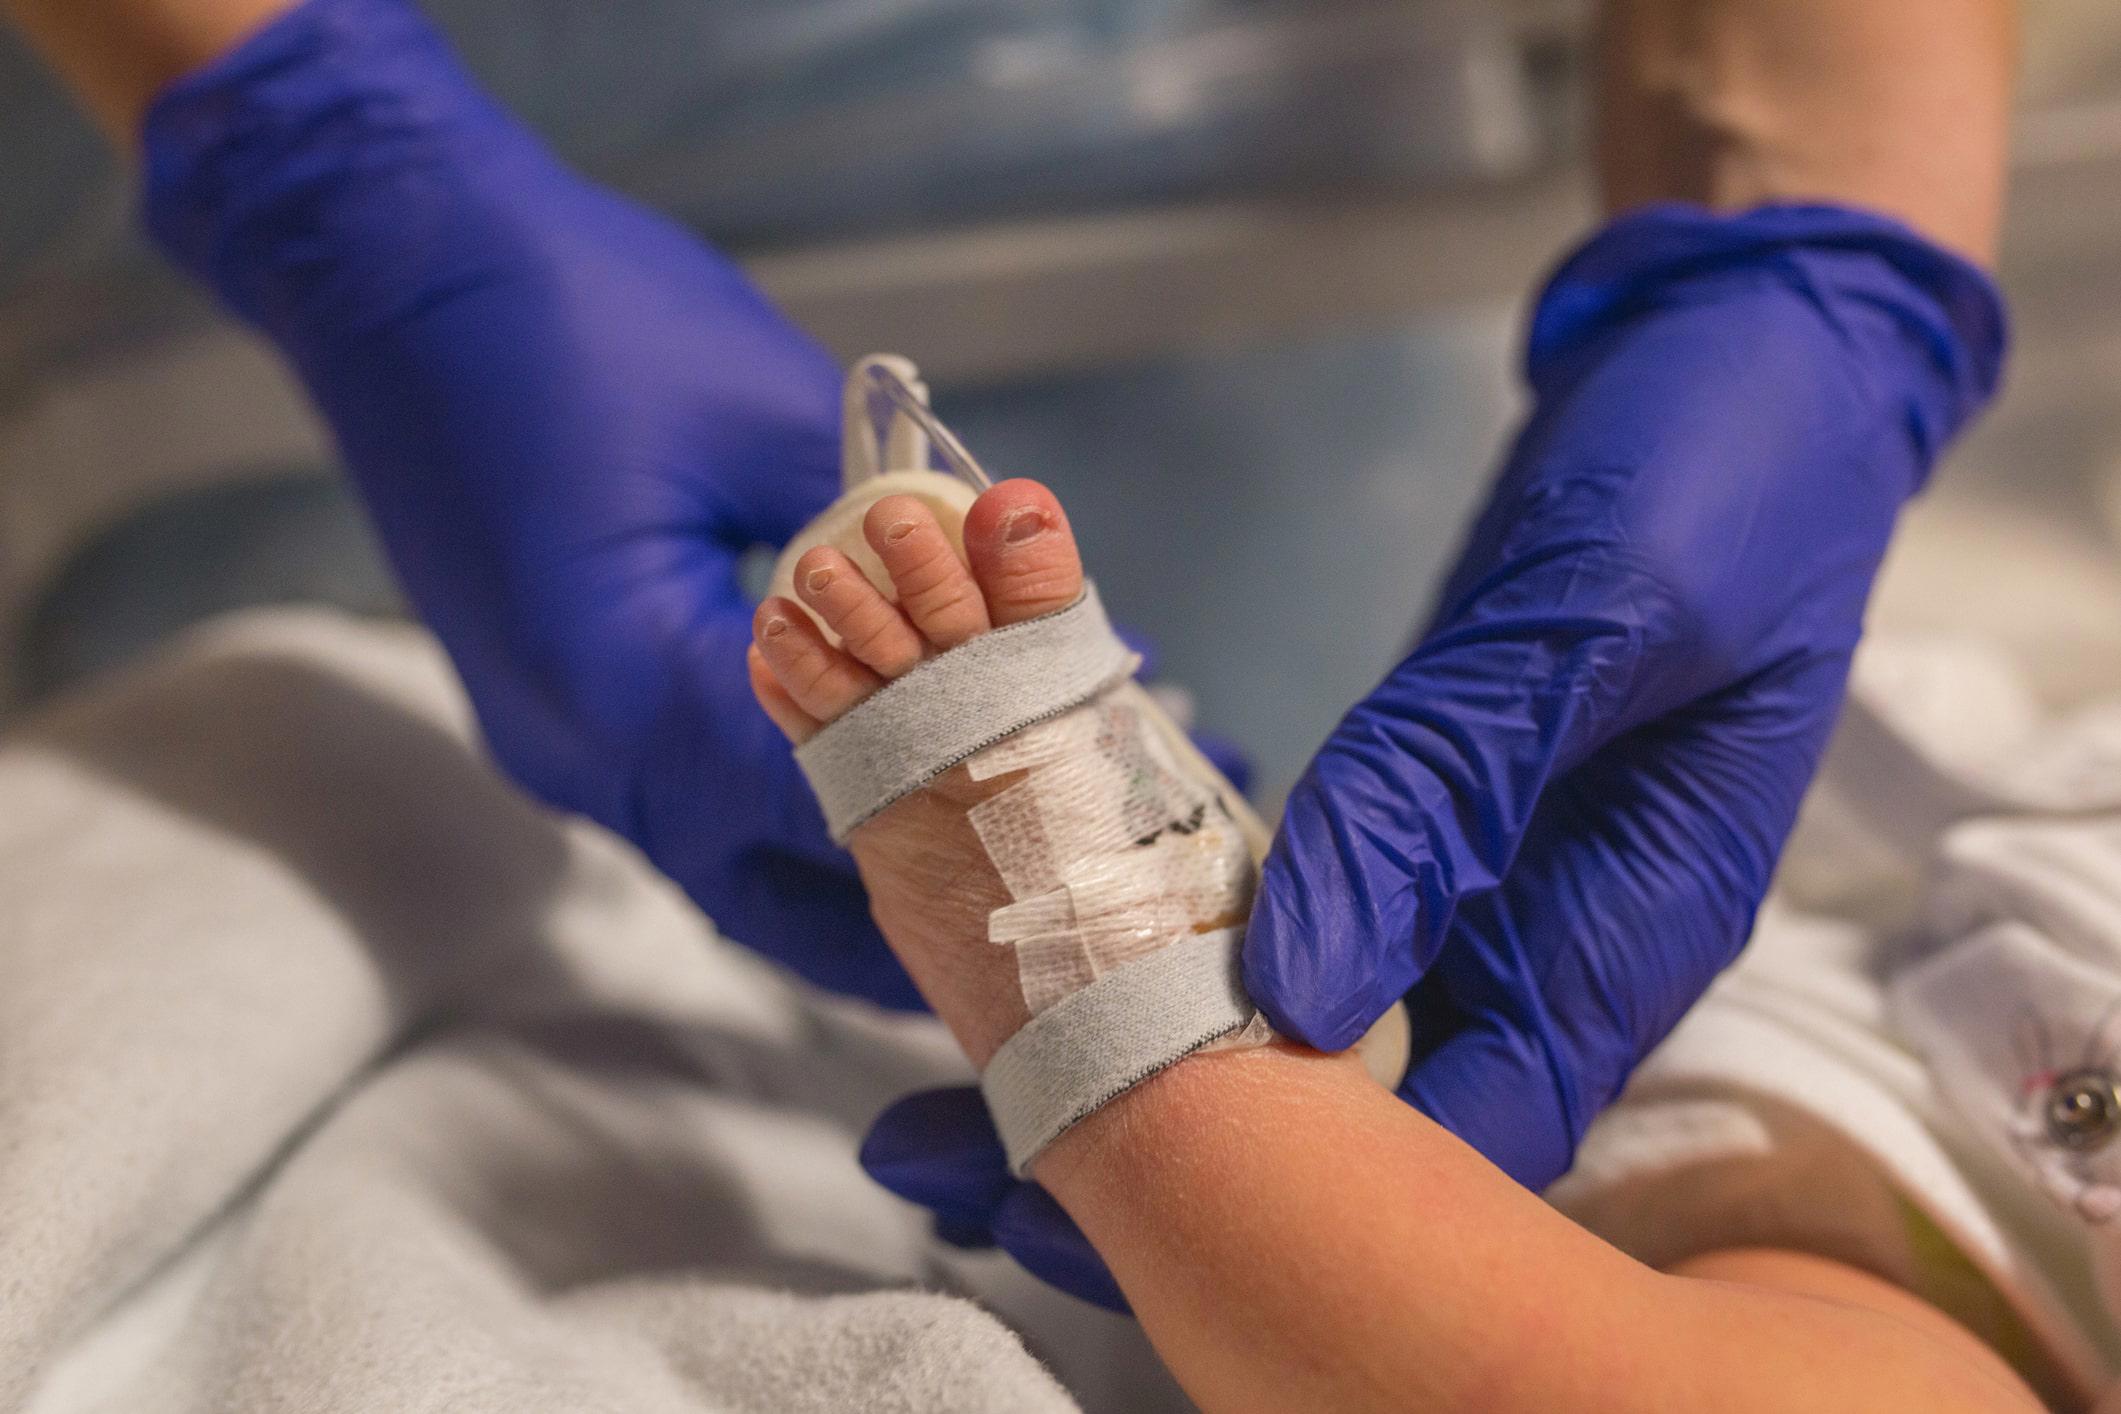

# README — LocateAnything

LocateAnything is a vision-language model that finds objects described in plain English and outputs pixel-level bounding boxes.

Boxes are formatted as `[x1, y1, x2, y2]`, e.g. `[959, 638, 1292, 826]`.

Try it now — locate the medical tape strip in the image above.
[965, 686, 1259, 1012]
[980, 927, 1257, 1176]
[794, 583, 1137, 842]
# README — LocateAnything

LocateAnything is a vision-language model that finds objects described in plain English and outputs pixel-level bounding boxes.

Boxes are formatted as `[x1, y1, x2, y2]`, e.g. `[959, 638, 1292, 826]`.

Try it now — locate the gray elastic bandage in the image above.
[980, 928, 1257, 1176]
[795, 584, 1135, 841]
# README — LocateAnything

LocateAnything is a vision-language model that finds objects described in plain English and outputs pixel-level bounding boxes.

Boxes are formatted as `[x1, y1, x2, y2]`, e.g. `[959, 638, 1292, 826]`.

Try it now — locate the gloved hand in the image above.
[139, 0, 912, 1004]
[862, 202, 2007, 1308]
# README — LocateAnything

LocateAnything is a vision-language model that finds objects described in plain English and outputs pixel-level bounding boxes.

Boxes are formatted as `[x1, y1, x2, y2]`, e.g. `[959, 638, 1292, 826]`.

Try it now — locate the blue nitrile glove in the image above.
[138, 0, 914, 1002]
[860, 203, 2007, 1308]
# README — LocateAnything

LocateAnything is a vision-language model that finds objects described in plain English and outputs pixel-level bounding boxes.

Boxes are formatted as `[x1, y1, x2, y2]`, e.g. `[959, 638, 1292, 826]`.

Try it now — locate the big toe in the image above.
[963, 479, 1084, 627]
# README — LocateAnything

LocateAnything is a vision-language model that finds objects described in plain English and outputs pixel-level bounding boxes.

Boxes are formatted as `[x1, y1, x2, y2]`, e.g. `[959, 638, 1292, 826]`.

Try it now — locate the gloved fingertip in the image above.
[1239, 927, 1377, 1055]
[1399, 1023, 1578, 1191]
[993, 1185, 1130, 1314]
[860, 1088, 1014, 1225]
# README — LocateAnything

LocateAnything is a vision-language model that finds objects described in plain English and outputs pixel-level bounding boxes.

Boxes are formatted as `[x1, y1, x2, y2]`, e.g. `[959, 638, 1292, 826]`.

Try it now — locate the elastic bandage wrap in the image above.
[794, 584, 1272, 1176]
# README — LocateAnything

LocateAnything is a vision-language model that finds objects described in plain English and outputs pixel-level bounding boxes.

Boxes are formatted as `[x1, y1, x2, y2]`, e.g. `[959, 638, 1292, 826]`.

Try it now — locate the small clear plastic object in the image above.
[843, 354, 993, 492]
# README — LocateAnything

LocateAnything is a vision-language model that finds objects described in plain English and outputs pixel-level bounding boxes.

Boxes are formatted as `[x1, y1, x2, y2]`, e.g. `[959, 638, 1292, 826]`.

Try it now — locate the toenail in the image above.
[1001, 508, 1049, 544]
[761, 616, 789, 638]
[884, 520, 916, 544]
[804, 566, 835, 593]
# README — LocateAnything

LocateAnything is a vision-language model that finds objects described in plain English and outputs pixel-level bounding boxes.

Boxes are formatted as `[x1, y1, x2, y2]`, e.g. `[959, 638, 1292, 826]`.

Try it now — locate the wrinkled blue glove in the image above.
[139, 0, 917, 1003]
[862, 202, 2007, 1309]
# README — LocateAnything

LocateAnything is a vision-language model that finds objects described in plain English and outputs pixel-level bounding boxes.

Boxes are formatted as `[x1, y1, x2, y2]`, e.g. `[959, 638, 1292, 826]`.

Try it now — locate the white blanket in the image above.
[0, 610, 1185, 1414]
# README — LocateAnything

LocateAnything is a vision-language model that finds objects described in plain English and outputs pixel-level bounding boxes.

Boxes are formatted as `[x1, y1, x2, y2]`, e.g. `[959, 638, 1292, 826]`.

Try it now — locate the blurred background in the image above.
[3, 0, 2121, 803]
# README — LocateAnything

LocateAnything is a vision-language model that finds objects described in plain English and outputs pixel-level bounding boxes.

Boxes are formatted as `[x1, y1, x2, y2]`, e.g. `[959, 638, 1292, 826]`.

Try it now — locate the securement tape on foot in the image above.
[783, 355, 1405, 1179]
[794, 583, 1138, 843]
[980, 929, 1255, 1175]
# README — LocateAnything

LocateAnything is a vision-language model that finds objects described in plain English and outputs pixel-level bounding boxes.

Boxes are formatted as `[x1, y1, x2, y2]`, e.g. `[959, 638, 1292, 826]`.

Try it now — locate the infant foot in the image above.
[749, 480, 1090, 1062]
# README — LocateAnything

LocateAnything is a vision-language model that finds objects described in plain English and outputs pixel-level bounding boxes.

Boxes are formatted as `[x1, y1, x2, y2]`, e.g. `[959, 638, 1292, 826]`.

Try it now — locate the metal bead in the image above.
[2044, 1068, 2121, 1152]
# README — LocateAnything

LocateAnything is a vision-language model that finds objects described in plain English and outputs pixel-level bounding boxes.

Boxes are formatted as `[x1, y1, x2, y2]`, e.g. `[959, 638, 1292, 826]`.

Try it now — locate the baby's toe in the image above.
[748, 644, 821, 743]
[793, 546, 925, 678]
[963, 479, 1084, 626]
[866, 497, 991, 650]
[753, 597, 883, 725]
